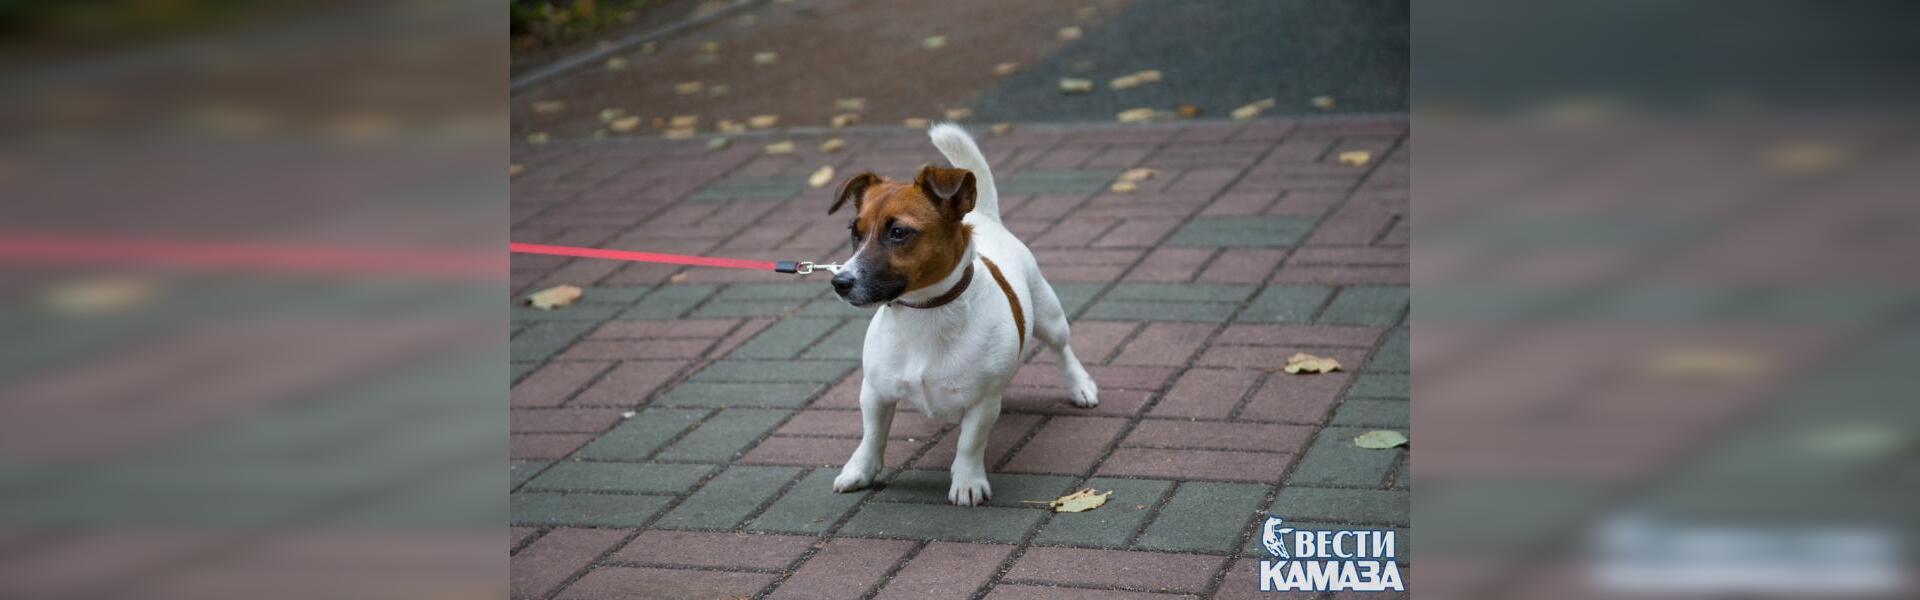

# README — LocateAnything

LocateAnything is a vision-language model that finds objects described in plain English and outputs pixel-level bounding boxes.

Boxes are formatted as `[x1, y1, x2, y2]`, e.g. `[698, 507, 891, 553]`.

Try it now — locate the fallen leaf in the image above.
[693, 53, 718, 65]
[526, 132, 550, 144]
[1109, 181, 1138, 193]
[716, 119, 747, 134]
[903, 118, 930, 129]
[1643, 348, 1767, 379]
[1311, 95, 1336, 110]
[1337, 151, 1372, 166]
[819, 138, 846, 152]
[923, 35, 948, 49]
[621, 410, 638, 418]
[993, 62, 1020, 76]
[1058, 26, 1082, 40]
[605, 56, 628, 70]
[1232, 98, 1276, 120]
[652, 116, 667, 128]
[1763, 142, 1845, 173]
[945, 107, 973, 121]
[669, 115, 700, 128]
[1117, 108, 1174, 123]
[830, 113, 861, 128]
[701, 41, 720, 54]
[707, 136, 731, 150]
[836, 97, 867, 112]
[608, 116, 642, 132]
[749, 114, 780, 128]
[640, 41, 657, 54]
[531, 100, 566, 114]
[1177, 104, 1201, 118]
[1117, 168, 1158, 182]
[42, 278, 154, 315]
[990, 123, 1014, 135]
[1283, 352, 1342, 374]
[707, 84, 731, 97]
[764, 140, 795, 154]
[509, 163, 525, 176]
[753, 51, 779, 65]
[668, 273, 689, 284]
[526, 284, 582, 310]
[1022, 488, 1112, 513]
[1110, 69, 1163, 90]
[664, 128, 696, 139]
[1353, 430, 1408, 449]
[598, 108, 626, 122]
[1059, 78, 1094, 94]
[675, 81, 705, 95]
[808, 165, 835, 188]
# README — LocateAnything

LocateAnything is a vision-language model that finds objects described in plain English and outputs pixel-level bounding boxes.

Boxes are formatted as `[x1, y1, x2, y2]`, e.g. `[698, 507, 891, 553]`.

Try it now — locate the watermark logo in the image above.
[1257, 515, 1404, 592]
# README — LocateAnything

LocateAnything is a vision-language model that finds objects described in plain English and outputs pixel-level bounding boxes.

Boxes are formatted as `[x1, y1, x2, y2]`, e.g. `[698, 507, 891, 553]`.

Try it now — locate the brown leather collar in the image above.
[892, 261, 973, 309]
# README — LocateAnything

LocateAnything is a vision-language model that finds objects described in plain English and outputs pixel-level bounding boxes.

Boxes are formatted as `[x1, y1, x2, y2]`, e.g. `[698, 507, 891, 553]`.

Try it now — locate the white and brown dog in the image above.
[826, 123, 1100, 506]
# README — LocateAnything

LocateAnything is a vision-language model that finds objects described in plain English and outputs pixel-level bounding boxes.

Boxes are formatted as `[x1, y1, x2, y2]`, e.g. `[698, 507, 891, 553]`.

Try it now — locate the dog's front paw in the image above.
[1069, 377, 1100, 408]
[948, 473, 992, 506]
[832, 464, 877, 493]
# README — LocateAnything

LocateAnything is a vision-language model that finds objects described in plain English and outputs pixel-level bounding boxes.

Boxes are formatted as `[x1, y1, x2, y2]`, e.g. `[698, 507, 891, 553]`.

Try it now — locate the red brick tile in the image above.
[1097, 448, 1293, 482]
[555, 339, 714, 361]
[1288, 246, 1409, 266]
[1268, 265, 1408, 284]
[1005, 547, 1225, 593]
[915, 413, 1043, 470]
[1004, 195, 1087, 220]
[512, 527, 627, 599]
[1112, 323, 1217, 366]
[1034, 218, 1121, 248]
[1046, 265, 1131, 282]
[1033, 248, 1144, 267]
[1003, 417, 1129, 474]
[570, 360, 689, 406]
[742, 435, 927, 469]
[557, 567, 774, 600]
[1032, 320, 1136, 366]
[1196, 346, 1368, 371]
[512, 409, 625, 433]
[511, 433, 593, 460]
[610, 530, 814, 570]
[769, 538, 918, 600]
[1150, 368, 1261, 419]
[1196, 249, 1287, 283]
[588, 319, 740, 339]
[1212, 558, 1332, 600]
[513, 361, 612, 408]
[511, 527, 539, 549]
[1123, 420, 1314, 454]
[986, 585, 1198, 600]
[705, 317, 776, 358]
[1004, 387, 1152, 417]
[875, 543, 1015, 600]
[811, 370, 863, 408]
[775, 409, 949, 440]
[1215, 324, 1384, 347]
[1238, 373, 1351, 423]
[1201, 191, 1278, 217]
[1267, 190, 1343, 216]
[1013, 365, 1175, 391]
[1122, 247, 1214, 282]
[1094, 218, 1183, 248]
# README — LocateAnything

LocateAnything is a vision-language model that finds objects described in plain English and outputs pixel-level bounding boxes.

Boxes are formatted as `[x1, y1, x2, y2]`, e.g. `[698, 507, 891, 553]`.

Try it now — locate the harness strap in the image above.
[979, 256, 1025, 352]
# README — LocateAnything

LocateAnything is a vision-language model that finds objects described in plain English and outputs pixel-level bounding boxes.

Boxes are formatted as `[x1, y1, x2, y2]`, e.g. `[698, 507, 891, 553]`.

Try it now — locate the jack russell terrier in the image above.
[825, 123, 1100, 506]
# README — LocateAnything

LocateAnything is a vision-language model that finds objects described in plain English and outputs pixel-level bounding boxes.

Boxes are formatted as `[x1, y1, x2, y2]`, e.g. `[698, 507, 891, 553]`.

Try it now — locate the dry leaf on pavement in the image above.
[830, 113, 860, 128]
[945, 107, 973, 121]
[1283, 353, 1342, 374]
[903, 118, 930, 129]
[605, 56, 628, 70]
[1231, 98, 1276, 120]
[668, 273, 689, 284]
[707, 137, 731, 150]
[675, 81, 704, 95]
[509, 163, 525, 176]
[808, 165, 836, 188]
[1058, 26, 1082, 40]
[598, 108, 626, 122]
[609, 116, 642, 132]
[764, 141, 795, 154]
[1023, 488, 1112, 513]
[1311, 95, 1336, 110]
[527, 285, 582, 310]
[923, 35, 948, 49]
[1110, 70, 1162, 90]
[1110, 181, 1137, 193]
[993, 62, 1020, 76]
[753, 51, 778, 65]
[526, 132, 550, 145]
[532, 100, 565, 114]
[1117, 168, 1158, 182]
[819, 138, 846, 152]
[749, 114, 780, 128]
[991, 123, 1014, 135]
[1178, 104, 1201, 118]
[707, 84, 730, 97]
[1354, 430, 1408, 449]
[836, 97, 867, 112]
[664, 128, 696, 139]
[670, 115, 700, 128]
[1059, 78, 1094, 94]
[1337, 150, 1372, 166]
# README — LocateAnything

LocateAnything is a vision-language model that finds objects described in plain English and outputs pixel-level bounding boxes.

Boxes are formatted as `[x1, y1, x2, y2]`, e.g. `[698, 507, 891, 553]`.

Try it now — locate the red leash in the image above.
[509, 242, 832, 274]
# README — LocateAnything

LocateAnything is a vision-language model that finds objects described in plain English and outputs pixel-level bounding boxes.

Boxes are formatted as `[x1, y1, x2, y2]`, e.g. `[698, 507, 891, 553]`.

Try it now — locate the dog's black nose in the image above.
[831, 271, 855, 296]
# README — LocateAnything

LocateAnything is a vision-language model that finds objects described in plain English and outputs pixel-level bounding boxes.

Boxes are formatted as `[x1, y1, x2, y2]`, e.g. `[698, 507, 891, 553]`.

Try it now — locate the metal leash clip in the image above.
[777, 261, 842, 275]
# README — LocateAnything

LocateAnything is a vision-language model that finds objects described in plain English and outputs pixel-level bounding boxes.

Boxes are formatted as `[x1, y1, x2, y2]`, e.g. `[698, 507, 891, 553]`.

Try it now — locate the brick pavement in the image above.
[511, 117, 1408, 599]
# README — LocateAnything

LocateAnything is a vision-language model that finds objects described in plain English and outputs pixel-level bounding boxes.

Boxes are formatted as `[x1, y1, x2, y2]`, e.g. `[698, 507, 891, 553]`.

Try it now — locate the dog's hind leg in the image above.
[948, 392, 1001, 506]
[1031, 281, 1099, 408]
[833, 382, 893, 493]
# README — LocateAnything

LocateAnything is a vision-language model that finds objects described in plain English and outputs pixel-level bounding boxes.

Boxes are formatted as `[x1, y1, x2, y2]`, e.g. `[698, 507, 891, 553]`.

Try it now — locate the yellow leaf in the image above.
[42, 278, 155, 316]
[664, 128, 696, 139]
[706, 137, 731, 150]
[509, 163, 525, 176]
[1232, 98, 1276, 120]
[1030, 488, 1112, 513]
[598, 108, 626, 122]
[1311, 95, 1336, 110]
[748, 114, 780, 128]
[1058, 78, 1094, 94]
[532, 100, 566, 114]
[717, 119, 747, 134]
[669, 115, 700, 128]
[1178, 104, 1201, 118]
[990, 123, 1014, 135]
[808, 165, 835, 188]
[903, 118, 930, 129]
[1283, 352, 1342, 374]
[605, 56, 628, 70]
[608, 116, 642, 132]
[669, 272, 690, 284]
[526, 132, 550, 144]
[1109, 181, 1137, 193]
[1337, 151, 1372, 166]
[527, 285, 582, 310]
[1116, 108, 1157, 123]
[830, 113, 861, 128]
[819, 138, 846, 152]
[993, 62, 1020, 76]
[923, 35, 948, 49]
[945, 107, 973, 121]
[1353, 430, 1408, 449]
[753, 51, 779, 65]
[836, 97, 867, 112]
[1059, 26, 1083, 40]
[764, 141, 795, 154]
[1110, 70, 1162, 90]
[1117, 168, 1158, 182]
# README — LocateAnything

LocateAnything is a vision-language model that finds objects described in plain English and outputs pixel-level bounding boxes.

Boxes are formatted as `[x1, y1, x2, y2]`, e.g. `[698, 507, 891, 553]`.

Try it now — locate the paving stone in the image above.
[617, 284, 716, 320]
[1367, 327, 1409, 372]
[512, 527, 630, 599]
[874, 542, 1016, 600]
[916, 413, 1045, 470]
[1135, 482, 1270, 553]
[1122, 420, 1314, 454]
[1097, 448, 1292, 483]
[610, 530, 815, 569]
[1330, 398, 1409, 428]
[1167, 216, 1316, 247]
[556, 338, 714, 360]
[691, 299, 813, 318]
[654, 465, 802, 529]
[1032, 477, 1173, 547]
[874, 470, 1076, 508]
[717, 283, 828, 301]
[522, 462, 714, 493]
[1237, 285, 1333, 323]
[768, 538, 919, 600]
[1269, 487, 1408, 525]
[1083, 300, 1238, 322]
[1111, 322, 1217, 366]
[510, 304, 623, 322]
[1197, 346, 1367, 372]
[511, 461, 549, 489]
[1005, 547, 1225, 593]
[588, 319, 739, 339]
[729, 318, 840, 359]
[839, 502, 1045, 542]
[1051, 283, 1105, 317]
[512, 321, 600, 363]
[774, 409, 947, 439]
[1002, 417, 1130, 475]
[1317, 285, 1408, 326]
[511, 361, 539, 383]
[797, 298, 870, 317]
[511, 492, 672, 527]
[1000, 169, 1124, 195]
[1149, 368, 1261, 419]
[748, 468, 869, 534]
[1213, 558, 1327, 600]
[1287, 427, 1403, 487]
[690, 359, 858, 383]
[1215, 324, 1384, 347]
[1349, 373, 1409, 398]
[570, 360, 690, 405]
[557, 566, 775, 600]
[1104, 283, 1257, 304]
[799, 320, 866, 360]
[654, 408, 793, 462]
[511, 408, 627, 433]
[574, 408, 708, 460]
[986, 584, 1200, 600]
[688, 175, 806, 202]
[658, 382, 825, 408]
[513, 433, 595, 460]
[741, 435, 928, 469]
[1238, 372, 1349, 423]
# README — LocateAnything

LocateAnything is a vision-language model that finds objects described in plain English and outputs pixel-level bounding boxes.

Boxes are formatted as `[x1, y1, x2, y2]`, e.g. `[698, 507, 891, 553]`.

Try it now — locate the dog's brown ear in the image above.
[830, 172, 881, 215]
[914, 164, 976, 219]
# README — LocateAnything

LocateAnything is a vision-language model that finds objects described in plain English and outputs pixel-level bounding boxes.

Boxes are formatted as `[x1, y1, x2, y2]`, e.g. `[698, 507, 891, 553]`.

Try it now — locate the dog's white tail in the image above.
[929, 122, 1002, 221]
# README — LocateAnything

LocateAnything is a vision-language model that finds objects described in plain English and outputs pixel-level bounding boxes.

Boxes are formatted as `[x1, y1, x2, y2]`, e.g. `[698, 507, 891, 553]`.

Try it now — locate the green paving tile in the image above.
[839, 502, 1046, 542]
[654, 409, 793, 462]
[1270, 487, 1407, 526]
[797, 298, 870, 317]
[748, 468, 871, 534]
[690, 300, 810, 318]
[618, 285, 717, 320]
[1033, 478, 1173, 548]
[580, 286, 655, 303]
[1105, 284, 1258, 303]
[511, 461, 549, 489]
[1135, 482, 1270, 553]
[1348, 374, 1408, 399]
[689, 176, 807, 202]
[1367, 327, 1408, 372]
[800, 320, 866, 360]
[1329, 399, 1409, 428]
[658, 382, 825, 408]
[690, 360, 857, 383]
[717, 283, 828, 301]
[999, 169, 1124, 195]
[1237, 285, 1333, 323]
[1168, 216, 1316, 247]
[654, 466, 803, 529]
[512, 361, 539, 383]
[730, 318, 840, 359]
[872, 471, 1076, 508]
[1051, 283, 1105, 317]
[511, 321, 598, 362]
[1317, 286, 1408, 326]
[575, 408, 709, 460]
[1286, 427, 1402, 487]
[522, 462, 715, 493]
[1083, 300, 1238, 322]
[511, 492, 672, 527]
[510, 304, 623, 322]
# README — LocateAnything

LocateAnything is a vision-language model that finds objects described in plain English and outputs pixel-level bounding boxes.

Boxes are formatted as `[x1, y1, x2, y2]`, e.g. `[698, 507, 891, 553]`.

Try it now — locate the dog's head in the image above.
[826, 165, 976, 307]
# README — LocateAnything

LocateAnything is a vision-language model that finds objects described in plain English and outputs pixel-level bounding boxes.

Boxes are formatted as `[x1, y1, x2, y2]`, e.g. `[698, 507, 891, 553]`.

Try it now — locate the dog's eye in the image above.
[887, 226, 912, 242]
